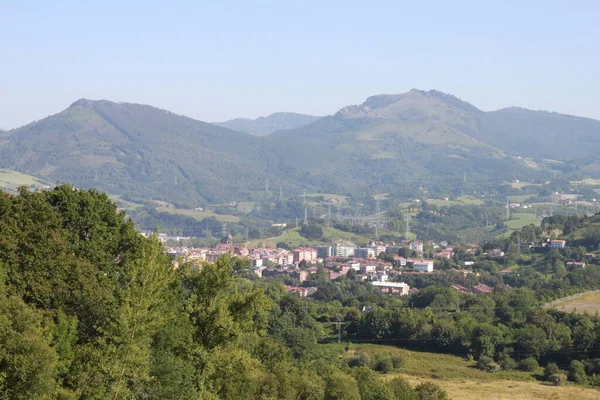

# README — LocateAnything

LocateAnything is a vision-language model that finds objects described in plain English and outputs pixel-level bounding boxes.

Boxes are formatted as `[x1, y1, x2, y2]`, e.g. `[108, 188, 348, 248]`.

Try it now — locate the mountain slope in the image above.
[215, 112, 322, 135]
[0, 99, 293, 205]
[2, 90, 598, 204]
[263, 90, 531, 194]
[475, 107, 600, 159]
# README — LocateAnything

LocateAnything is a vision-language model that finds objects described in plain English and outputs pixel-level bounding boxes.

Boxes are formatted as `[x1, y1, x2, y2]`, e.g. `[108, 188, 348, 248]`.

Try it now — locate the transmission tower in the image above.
[304, 208, 308, 225]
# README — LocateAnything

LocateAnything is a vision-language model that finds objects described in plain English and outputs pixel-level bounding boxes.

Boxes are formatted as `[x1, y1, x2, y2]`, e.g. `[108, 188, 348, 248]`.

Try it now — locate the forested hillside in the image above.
[0, 185, 444, 399]
[2, 90, 600, 205]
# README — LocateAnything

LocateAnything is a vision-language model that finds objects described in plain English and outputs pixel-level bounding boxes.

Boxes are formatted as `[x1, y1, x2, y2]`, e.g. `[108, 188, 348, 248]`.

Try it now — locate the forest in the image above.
[0, 185, 445, 399]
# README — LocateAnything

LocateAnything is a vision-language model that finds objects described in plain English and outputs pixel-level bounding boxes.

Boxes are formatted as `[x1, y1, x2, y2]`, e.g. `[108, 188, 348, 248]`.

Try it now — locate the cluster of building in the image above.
[163, 240, 459, 297]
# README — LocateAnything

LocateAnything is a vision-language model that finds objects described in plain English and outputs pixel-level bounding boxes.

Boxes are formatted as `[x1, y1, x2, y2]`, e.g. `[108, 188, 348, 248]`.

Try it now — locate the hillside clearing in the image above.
[0, 169, 46, 191]
[338, 344, 600, 400]
[505, 213, 540, 230]
[552, 291, 600, 314]
[156, 206, 240, 223]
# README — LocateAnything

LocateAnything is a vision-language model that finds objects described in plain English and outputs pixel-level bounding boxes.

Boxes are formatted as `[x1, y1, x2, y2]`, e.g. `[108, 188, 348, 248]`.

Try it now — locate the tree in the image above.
[324, 370, 361, 400]
[518, 357, 539, 372]
[568, 360, 587, 384]
[387, 377, 418, 400]
[352, 367, 394, 400]
[0, 292, 58, 400]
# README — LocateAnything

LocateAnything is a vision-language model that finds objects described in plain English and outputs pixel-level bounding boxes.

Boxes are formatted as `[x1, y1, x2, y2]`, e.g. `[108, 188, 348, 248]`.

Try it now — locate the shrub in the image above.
[372, 354, 394, 374]
[414, 381, 448, 400]
[391, 354, 406, 370]
[550, 373, 567, 386]
[519, 357, 539, 372]
[544, 362, 560, 381]
[568, 360, 588, 384]
[348, 351, 372, 368]
[498, 354, 517, 371]
[477, 356, 501, 373]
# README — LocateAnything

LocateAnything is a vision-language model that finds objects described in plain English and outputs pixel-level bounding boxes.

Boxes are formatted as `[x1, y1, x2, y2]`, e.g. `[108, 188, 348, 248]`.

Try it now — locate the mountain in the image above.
[0, 99, 295, 206]
[215, 112, 322, 135]
[263, 90, 529, 195]
[2, 90, 599, 205]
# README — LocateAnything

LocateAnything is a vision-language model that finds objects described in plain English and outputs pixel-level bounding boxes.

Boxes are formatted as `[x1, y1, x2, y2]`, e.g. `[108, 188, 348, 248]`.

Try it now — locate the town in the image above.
[162, 236, 588, 299]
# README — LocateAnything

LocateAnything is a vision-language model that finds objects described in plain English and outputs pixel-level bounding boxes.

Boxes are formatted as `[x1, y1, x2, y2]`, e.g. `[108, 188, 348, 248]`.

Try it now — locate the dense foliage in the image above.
[0, 186, 446, 399]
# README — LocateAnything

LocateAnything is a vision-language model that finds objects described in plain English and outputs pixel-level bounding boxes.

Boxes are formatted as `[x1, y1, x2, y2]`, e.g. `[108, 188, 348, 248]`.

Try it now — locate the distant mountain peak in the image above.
[215, 112, 322, 135]
[70, 98, 112, 108]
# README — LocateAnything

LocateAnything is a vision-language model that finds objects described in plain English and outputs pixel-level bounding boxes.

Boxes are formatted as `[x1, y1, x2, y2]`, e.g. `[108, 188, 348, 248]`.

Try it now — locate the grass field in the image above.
[247, 227, 372, 248]
[552, 291, 600, 314]
[426, 195, 484, 207]
[156, 206, 240, 223]
[507, 194, 535, 203]
[572, 179, 600, 186]
[0, 169, 46, 191]
[510, 181, 542, 189]
[504, 213, 540, 230]
[108, 195, 143, 211]
[337, 344, 600, 400]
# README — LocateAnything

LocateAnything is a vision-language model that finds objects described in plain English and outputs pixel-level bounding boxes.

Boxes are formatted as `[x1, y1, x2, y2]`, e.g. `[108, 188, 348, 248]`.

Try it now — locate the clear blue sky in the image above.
[1, 0, 599, 129]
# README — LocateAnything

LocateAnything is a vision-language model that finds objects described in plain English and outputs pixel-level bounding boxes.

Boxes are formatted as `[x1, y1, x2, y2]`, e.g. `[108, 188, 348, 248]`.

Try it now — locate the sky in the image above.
[1, 0, 599, 129]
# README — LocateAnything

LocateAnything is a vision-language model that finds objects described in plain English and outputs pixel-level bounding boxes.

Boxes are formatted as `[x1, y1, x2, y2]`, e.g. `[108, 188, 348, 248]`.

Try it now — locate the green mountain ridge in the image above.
[215, 112, 322, 135]
[2, 90, 599, 205]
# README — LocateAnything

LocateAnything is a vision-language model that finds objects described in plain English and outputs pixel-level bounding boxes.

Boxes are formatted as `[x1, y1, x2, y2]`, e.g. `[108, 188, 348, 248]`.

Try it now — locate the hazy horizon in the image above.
[2, 0, 599, 129]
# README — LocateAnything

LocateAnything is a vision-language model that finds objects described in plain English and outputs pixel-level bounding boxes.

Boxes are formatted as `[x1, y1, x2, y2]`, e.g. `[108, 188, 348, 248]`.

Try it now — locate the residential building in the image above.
[409, 241, 424, 255]
[566, 261, 586, 269]
[472, 283, 493, 295]
[314, 245, 333, 258]
[293, 248, 317, 263]
[549, 240, 566, 249]
[333, 245, 356, 258]
[355, 247, 376, 259]
[451, 284, 470, 294]
[371, 281, 410, 296]
[413, 260, 434, 272]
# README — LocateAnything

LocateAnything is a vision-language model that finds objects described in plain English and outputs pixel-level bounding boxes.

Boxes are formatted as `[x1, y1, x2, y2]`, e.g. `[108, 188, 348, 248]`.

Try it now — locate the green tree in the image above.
[0, 293, 58, 399]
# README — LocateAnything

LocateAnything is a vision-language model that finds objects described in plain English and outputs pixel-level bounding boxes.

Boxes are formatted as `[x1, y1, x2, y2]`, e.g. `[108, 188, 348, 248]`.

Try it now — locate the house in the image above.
[499, 269, 514, 275]
[549, 240, 566, 249]
[488, 249, 505, 257]
[434, 250, 454, 259]
[371, 281, 410, 296]
[409, 241, 424, 255]
[413, 260, 434, 273]
[451, 284, 470, 294]
[472, 283, 493, 294]
[566, 261, 586, 269]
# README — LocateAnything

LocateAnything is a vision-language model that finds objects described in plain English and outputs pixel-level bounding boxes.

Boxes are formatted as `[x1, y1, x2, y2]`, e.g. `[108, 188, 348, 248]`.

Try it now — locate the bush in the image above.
[477, 356, 501, 373]
[391, 354, 406, 370]
[414, 381, 448, 400]
[498, 354, 517, 371]
[348, 352, 372, 368]
[550, 373, 567, 386]
[387, 377, 418, 400]
[568, 360, 588, 384]
[519, 357, 539, 372]
[544, 362, 560, 381]
[372, 354, 394, 374]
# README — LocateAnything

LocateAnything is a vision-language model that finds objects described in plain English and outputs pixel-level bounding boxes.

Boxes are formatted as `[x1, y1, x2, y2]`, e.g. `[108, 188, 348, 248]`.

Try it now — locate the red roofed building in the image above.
[472, 283, 493, 294]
